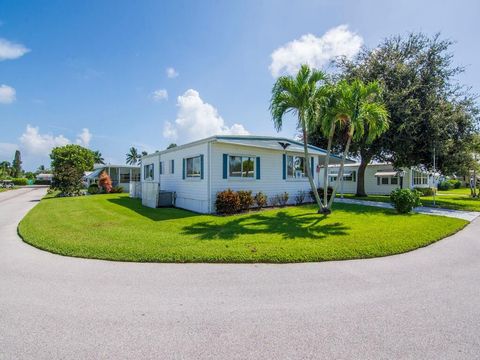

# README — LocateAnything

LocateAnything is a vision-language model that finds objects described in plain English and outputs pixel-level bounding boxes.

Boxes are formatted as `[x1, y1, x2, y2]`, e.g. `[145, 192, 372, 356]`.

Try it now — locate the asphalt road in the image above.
[1, 187, 479, 359]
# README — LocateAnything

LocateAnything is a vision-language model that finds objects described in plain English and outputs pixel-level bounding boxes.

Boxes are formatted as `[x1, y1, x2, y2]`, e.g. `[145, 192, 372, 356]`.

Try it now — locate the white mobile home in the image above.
[319, 163, 433, 195]
[140, 135, 347, 213]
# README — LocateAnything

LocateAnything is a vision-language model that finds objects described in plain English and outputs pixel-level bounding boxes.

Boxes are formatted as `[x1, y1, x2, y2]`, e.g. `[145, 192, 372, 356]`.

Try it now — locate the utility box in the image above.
[158, 191, 174, 207]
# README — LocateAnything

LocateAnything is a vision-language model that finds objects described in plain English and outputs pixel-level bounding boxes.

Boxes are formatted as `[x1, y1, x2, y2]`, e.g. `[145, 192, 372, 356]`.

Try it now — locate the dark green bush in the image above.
[87, 184, 100, 194]
[254, 192, 268, 209]
[390, 189, 421, 214]
[414, 187, 436, 196]
[278, 192, 289, 207]
[110, 186, 124, 193]
[448, 179, 461, 189]
[237, 190, 254, 211]
[215, 189, 241, 215]
[309, 187, 333, 202]
[437, 181, 452, 191]
[34, 179, 52, 185]
[11, 178, 28, 186]
[295, 190, 308, 205]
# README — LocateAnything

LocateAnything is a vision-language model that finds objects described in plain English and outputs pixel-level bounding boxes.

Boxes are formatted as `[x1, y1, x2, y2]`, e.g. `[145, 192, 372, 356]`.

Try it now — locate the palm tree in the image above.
[326, 79, 389, 210]
[126, 147, 140, 165]
[93, 150, 105, 165]
[270, 64, 327, 213]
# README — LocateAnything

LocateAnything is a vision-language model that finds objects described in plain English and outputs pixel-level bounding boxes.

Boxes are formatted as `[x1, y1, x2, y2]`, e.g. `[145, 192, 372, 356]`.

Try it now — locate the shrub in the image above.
[278, 192, 289, 207]
[295, 190, 308, 205]
[414, 187, 436, 196]
[11, 178, 28, 186]
[215, 189, 241, 214]
[46, 187, 55, 195]
[309, 187, 333, 202]
[437, 181, 452, 191]
[448, 179, 461, 189]
[34, 179, 52, 185]
[237, 190, 254, 211]
[87, 184, 100, 194]
[98, 171, 112, 193]
[254, 192, 268, 209]
[110, 186, 124, 193]
[390, 189, 422, 214]
[269, 194, 280, 207]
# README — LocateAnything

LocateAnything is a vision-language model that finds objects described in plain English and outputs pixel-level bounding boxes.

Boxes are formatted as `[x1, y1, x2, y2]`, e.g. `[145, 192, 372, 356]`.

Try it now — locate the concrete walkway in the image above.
[335, 197, 480, 222]
[1, 188, 480, 359]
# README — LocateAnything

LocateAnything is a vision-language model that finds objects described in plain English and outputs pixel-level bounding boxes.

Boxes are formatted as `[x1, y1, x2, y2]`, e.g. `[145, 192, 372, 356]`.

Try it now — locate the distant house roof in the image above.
[93, 164, 140, 169]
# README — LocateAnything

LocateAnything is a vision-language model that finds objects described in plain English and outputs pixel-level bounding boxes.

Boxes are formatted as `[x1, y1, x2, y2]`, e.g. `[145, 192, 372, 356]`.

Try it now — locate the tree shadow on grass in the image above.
[107, 197, 198, 221]
[181, 211, 350, 240]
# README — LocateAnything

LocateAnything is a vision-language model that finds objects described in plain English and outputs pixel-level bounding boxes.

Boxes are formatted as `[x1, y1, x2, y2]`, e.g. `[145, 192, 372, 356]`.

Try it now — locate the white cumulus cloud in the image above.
[0, 84, 16, 104]
[163, 89, 249, 143]
[269, 25, 363, 77]
[76, 128, 92, 147]
[151, 89, 168, 101]
[166, 67, 179, 78]
[0, 38, 30, 61]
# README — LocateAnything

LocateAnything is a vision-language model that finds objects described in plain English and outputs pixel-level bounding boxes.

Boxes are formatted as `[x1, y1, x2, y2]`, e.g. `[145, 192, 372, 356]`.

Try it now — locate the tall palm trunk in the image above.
[302, 128, 322, 213]
[327, 127, 353, 209]
[322, 122, 336, 210]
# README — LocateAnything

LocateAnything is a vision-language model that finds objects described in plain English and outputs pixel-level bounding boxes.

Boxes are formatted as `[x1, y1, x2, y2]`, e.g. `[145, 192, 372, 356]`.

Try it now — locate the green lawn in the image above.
[18, 193, 467, 263]
[343, 190, 480, 212]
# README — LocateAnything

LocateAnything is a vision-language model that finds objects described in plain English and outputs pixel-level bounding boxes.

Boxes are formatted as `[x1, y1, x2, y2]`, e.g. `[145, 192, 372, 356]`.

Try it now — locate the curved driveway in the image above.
[1, 188, 479, 359]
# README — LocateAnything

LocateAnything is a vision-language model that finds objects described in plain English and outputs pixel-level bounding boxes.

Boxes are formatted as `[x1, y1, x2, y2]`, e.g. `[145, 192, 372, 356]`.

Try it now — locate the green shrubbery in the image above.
[87, 184, 100, 194]
[11, 178, 28, 186]
[254, 192, 268, 209]
[390, 189, 422, 213]
[215, 189, 241, 214]
[237, 190, 254, 211]
[216, 189, 293, 214]
[414, 187, 436, 196]
[438, 179, 462, 191]
[110, 186, 124, 194]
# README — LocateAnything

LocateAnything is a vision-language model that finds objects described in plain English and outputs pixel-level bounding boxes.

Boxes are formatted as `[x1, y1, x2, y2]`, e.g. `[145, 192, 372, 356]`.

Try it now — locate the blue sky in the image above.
[1, 0, 479, 170]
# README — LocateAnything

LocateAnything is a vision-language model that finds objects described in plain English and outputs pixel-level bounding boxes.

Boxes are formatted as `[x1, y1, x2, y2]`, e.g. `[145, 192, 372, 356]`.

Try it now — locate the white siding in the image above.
[209, 142, 320, 212]
[158, 142, 210, 213]
[141, 153, 160, 208]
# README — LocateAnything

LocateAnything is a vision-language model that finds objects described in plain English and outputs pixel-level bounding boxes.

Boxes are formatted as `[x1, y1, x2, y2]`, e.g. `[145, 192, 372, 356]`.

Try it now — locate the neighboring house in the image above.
[140, 135, 348, 213]
[36, 173, 53, 183]
[85, 164, 141, 192]
[319, 163, 434, 195]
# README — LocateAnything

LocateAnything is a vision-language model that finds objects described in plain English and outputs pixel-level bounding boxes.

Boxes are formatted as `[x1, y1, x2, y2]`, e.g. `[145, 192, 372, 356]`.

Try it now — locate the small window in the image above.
[229, 155, 255, 178]
[390, 177, 398, 185]
[381, 177, 389, 185]
[287, 155, 306, 178]
[186, 156, 201, 178]
[120, 173, 130, 183]
[159, 161, 164, 175]
[143, 164, 154, 180]
[170, 159, 174, 174]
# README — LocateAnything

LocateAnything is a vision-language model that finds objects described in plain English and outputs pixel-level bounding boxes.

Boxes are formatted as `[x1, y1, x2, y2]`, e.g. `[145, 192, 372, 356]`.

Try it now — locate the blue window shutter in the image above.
[282, 154, 286, 180]
[172, 160, 174, 174]
[159, 162, 163, 175]
[223, 154, 228, 179]
[256, 157, 261, 179]
[310, 157, 314, 176]
[200, 155, 204, 180]
[182, 159, 185, 179]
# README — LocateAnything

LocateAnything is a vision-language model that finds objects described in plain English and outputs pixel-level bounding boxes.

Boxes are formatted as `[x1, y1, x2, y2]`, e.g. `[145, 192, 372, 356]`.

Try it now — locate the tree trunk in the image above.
[302, 129, 323, 213]
[355, 156, 369, 197]
[327, 130, 353, 210]
[322, 122, 336, 210]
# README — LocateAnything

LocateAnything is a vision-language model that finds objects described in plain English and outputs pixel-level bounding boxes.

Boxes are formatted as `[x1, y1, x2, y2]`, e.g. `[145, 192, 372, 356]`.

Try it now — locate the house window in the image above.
[413, 170, 428, 185]
[120, 173, 130, 183]
[229, 156, 255, 178]
[143, 164, 154, 180]
[287, 155, 306, 178]
[159, 161, 164, 175]
[170, 159, 174, 174]
[328, 171, 356, 182]
[186, 156, 201, 178]
[390, 177, 398, 185]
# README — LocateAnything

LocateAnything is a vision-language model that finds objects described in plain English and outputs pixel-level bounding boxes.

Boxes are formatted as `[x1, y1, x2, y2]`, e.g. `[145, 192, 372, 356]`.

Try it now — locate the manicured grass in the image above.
[18, 193, 467, 263]
[343, 191, 480, 212]
[437, 187, 473, 196]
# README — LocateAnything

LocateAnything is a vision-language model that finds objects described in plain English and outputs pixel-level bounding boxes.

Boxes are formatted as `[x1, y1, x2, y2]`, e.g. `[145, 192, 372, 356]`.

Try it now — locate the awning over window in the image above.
[374, 171, 398, 177]
[84, 167, 104, 179]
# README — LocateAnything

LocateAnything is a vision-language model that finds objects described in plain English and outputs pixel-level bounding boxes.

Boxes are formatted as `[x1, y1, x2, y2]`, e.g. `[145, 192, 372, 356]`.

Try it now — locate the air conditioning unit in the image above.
[158, 191, 174, 207]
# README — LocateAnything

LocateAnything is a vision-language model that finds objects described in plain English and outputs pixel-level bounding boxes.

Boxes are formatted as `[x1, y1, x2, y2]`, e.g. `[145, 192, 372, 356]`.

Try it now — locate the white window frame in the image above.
[143, 163, 154, 181]
[228, 154, 256, 180]
[287, 154, 308, 180]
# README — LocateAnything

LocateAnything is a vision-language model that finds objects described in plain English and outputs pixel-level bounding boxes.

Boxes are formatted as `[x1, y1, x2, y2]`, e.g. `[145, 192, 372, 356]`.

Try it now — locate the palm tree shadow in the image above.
[182, 211, 349, 240]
